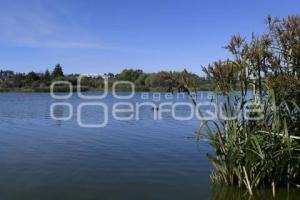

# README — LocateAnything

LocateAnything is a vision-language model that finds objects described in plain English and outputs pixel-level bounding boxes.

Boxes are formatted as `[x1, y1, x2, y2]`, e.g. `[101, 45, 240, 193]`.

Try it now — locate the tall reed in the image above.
[192, 15, 300, 196]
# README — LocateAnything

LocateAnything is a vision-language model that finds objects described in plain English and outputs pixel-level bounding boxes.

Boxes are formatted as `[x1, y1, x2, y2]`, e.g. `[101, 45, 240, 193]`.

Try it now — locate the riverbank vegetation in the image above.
[200, 15, 300, 197]
[0, 65, 214, 92]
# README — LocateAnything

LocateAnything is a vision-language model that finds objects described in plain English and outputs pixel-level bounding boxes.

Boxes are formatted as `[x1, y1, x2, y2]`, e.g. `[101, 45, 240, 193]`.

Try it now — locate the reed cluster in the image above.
[199, 15, 300, 196]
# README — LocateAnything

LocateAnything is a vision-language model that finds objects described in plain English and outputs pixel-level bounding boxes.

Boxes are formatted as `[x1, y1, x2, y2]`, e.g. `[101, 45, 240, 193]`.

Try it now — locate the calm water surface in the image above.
[1, 93, 300, 200]
[0, 93, 213, 200]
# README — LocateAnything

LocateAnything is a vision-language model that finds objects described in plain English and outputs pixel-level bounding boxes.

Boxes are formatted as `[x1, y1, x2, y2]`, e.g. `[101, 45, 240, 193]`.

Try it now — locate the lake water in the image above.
[0, 92, 214, 200]
[1, 93, 299, 200]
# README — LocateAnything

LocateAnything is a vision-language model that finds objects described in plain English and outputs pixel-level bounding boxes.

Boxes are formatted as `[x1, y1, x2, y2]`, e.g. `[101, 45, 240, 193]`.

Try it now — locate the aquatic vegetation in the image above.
[198, 15, 300, 196]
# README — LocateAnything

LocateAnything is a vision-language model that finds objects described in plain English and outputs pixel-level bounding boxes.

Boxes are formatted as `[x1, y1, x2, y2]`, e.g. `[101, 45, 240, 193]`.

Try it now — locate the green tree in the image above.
[51, 64, 64, 79]
[26, 71, 40, 83]
[41, 69, 51, 86]
[116, 69, 144, 82]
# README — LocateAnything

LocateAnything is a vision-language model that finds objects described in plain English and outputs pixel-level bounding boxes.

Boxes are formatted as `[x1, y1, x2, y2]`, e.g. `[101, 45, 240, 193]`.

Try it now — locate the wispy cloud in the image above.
[15, 39, 105, 49]
[0, 0, 107, 49]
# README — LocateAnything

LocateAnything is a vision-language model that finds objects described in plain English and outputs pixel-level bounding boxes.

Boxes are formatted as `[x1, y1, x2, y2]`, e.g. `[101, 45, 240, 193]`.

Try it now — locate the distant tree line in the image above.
[0, 64, 214, 92]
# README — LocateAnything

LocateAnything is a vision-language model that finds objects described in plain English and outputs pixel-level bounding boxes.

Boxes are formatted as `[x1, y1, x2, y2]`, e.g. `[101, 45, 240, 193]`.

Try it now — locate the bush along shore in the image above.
[0, 65, 214, 92]
[198, 15, 300, 197]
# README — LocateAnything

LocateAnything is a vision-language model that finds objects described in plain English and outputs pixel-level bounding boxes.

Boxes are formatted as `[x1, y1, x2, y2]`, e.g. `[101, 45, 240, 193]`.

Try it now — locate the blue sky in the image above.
[0, 0, 299, 75]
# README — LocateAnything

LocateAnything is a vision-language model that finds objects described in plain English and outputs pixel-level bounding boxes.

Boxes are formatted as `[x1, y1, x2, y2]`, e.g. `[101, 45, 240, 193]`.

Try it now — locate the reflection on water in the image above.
[52, 104, 65, 126]
[211, 185, 300, 200]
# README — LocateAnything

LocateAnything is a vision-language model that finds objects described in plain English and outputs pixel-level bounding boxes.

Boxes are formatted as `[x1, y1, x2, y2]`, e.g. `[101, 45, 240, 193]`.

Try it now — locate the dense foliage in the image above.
[201, 15, 300, 197]
[0, 65, 213, 92]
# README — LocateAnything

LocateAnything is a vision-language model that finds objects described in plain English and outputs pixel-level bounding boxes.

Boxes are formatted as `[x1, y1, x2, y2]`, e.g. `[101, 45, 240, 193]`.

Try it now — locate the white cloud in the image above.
[15, 39, 105, 49]
[0, 0, 107, 49]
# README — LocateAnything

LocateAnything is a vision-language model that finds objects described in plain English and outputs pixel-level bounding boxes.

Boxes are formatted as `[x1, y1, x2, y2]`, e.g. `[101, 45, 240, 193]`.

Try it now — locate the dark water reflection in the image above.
[211, 185, 300, 200]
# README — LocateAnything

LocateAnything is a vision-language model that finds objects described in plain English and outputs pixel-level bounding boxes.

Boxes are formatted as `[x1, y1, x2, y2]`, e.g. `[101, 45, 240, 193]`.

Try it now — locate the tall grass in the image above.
[187, 15, 300, 196]
[201, 89, 300, 196]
